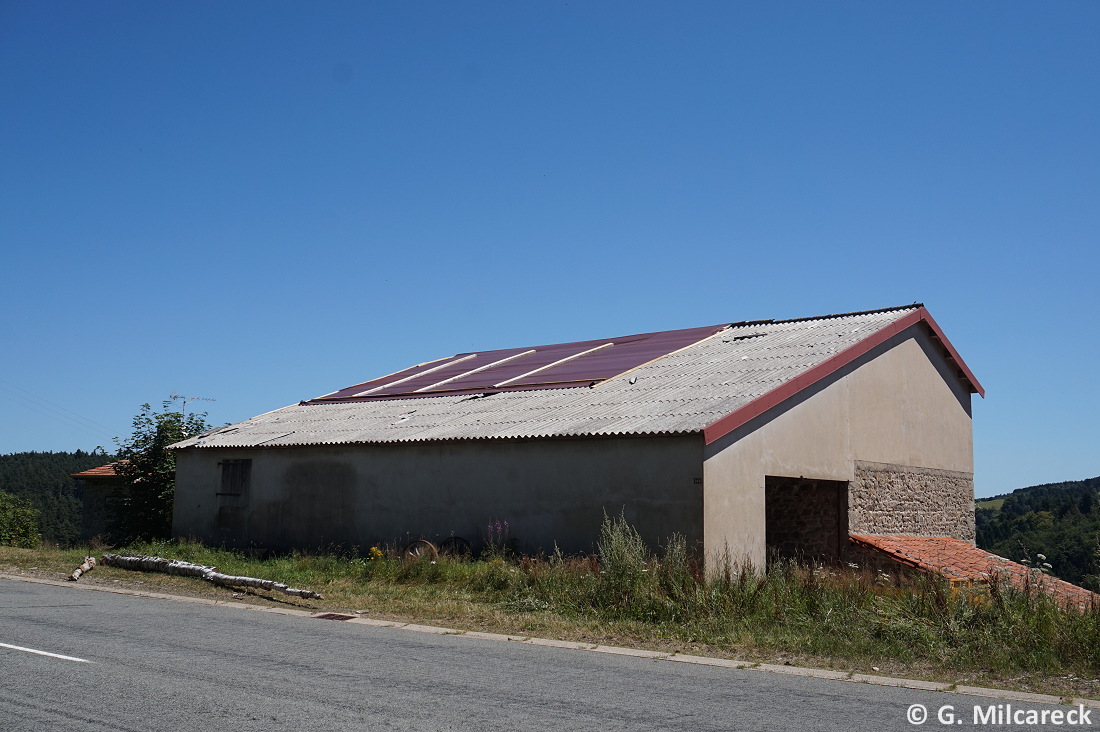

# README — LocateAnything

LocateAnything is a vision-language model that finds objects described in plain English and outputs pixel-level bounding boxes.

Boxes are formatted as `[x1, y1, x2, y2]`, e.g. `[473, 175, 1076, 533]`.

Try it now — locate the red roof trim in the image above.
[919, 307, 985, 399]
[703, 307, 983, 446]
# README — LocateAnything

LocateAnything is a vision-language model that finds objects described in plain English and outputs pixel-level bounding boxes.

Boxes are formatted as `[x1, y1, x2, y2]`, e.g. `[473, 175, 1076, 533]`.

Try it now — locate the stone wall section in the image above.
[849, 460, 974, 542]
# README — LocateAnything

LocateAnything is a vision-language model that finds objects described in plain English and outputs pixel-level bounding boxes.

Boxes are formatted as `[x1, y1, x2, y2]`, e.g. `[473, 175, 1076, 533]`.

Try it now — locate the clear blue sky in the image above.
[1, 2, 1097, 497]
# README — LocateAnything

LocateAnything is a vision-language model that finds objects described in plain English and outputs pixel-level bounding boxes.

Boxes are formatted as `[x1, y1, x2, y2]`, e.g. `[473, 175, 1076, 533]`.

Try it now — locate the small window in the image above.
[218, 459, 251, 507]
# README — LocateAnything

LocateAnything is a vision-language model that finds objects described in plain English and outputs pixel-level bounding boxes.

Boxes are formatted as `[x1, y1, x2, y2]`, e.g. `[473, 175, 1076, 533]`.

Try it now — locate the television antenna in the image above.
[170, 393, 215, 417]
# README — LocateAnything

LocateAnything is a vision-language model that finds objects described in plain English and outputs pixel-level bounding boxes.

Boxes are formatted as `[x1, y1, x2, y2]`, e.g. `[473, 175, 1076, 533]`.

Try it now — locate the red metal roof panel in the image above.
[305, 324, 728, 404]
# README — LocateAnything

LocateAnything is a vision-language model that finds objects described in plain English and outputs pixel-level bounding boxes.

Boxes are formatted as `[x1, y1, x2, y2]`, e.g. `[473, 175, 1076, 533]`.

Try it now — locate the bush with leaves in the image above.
[0, 489, 41, 548]
[110, 402, 210, 544]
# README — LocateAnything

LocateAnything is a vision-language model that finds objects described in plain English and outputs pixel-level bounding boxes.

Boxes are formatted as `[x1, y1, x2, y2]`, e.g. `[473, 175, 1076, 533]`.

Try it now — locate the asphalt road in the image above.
[0, 578, 1080, 731]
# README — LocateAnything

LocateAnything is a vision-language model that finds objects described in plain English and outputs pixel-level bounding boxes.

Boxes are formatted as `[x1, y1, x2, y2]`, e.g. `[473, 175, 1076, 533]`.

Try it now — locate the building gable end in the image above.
[702, 307, 983, 446]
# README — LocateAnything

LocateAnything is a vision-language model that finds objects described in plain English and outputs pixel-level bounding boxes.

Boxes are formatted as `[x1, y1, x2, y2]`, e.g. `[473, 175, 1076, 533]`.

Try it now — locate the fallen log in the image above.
[100, 553, 323, 599]
[67, 556, 96, 581]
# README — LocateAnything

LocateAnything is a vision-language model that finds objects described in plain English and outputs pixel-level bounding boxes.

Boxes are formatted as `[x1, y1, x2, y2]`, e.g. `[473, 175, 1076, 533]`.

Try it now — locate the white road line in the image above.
[0, 641, 91, 663]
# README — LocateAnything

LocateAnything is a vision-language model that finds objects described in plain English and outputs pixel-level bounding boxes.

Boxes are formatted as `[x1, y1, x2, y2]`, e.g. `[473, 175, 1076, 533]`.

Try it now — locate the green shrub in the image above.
[0, 490, 41, 548]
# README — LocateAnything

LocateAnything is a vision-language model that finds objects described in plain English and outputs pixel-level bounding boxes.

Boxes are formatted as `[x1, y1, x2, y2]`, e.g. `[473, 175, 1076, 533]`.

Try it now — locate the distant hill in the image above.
[0, 451, 115, 546]
[976, 476, 1100, 589]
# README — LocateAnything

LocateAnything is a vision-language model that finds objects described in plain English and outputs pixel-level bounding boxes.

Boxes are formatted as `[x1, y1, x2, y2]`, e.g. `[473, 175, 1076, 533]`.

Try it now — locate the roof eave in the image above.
[918, 307, 985, 398]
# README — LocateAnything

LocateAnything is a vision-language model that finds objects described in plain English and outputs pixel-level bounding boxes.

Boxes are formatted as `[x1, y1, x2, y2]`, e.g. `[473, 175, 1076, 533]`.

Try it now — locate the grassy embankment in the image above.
[3, 515, 1098, 700]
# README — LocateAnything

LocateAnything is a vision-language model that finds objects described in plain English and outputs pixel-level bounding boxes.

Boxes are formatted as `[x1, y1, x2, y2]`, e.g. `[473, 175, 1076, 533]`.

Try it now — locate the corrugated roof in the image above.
[172, 305, 975, 450]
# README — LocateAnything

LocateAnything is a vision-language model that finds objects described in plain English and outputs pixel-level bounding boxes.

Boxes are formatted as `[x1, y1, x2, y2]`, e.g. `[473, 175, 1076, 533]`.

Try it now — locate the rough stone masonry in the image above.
[848, 460, 975, 543]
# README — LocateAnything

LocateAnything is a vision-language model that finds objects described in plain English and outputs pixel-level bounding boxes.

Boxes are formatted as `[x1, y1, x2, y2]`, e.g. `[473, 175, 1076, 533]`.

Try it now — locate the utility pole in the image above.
[170, 393, 215, 418]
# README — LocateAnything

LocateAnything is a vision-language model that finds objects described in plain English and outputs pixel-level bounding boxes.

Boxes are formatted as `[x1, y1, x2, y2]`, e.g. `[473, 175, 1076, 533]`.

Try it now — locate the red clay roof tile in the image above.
[851, 534, 1097, 611]
[71, 459, 128, 478]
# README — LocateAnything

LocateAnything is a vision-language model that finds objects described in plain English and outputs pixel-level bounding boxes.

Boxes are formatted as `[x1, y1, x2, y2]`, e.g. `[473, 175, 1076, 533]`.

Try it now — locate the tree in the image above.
[0, 449, 114, 545]
[110, 402, 210, 544]
[0, 490, 40, 548]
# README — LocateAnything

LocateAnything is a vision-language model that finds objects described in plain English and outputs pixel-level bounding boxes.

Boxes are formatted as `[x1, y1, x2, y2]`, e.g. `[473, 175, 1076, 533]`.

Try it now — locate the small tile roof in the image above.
[170, 304, 980, 451]
[851, 535, 1098, 611]
[71, 459, 127, 478]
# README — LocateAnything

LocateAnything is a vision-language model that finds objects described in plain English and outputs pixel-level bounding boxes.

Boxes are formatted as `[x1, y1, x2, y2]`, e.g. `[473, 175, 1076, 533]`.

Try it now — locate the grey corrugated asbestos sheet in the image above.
[172, 307, 915, 450]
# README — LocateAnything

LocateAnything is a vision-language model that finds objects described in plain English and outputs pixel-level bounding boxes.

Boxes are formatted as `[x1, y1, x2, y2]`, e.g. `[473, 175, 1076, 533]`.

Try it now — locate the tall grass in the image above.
[118, 515, 1100, 678]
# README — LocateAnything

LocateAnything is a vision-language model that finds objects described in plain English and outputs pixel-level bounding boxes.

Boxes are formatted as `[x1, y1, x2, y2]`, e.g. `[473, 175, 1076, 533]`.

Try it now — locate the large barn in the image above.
[170, 304, 983, 566]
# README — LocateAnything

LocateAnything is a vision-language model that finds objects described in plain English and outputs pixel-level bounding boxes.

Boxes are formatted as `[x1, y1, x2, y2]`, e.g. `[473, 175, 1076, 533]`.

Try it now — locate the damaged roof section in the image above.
[172, 304, 981, 451]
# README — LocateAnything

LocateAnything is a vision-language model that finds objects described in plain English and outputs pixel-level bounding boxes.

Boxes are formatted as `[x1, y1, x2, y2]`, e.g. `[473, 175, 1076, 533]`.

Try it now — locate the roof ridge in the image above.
[770, 303, 922, 325]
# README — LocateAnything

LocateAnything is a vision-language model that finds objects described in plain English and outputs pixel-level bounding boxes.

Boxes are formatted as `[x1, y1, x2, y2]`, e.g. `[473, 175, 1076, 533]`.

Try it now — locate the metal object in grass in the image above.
[438, 536, 472, 558]
[403, 539, 438, 561]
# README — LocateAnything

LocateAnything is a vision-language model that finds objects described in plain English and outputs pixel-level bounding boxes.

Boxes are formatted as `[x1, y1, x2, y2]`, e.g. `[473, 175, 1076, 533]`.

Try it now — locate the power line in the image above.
[0, 390, 117, 440]
[0, 392, 116, 442]
[0, 378, 125, 436]
[0, 385, 120, 440]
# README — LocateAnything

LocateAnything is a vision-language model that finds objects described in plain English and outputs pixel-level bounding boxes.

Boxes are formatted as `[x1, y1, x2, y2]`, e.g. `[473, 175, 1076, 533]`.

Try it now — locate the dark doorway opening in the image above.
[765, 476, 848, 563]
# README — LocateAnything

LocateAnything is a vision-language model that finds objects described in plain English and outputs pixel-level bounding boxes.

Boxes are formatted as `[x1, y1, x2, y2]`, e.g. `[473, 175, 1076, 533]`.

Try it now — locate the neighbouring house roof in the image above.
[71, 460, 128, 479]
[170, 304, 982, 451]
[851, 535, 1097, 611]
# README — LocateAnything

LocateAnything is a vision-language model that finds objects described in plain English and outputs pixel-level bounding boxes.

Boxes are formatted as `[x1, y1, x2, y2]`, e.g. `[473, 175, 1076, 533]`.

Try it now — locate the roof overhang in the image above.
[702, 306, 983, 446]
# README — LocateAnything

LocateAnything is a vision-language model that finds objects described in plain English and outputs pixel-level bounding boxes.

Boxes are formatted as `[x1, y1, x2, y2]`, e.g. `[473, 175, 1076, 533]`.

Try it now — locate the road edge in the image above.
[3, 572, 1094, 708]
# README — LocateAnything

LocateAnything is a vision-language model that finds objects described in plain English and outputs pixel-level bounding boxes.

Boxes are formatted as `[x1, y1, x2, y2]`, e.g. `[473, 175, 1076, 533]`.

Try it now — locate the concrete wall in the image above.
[173, 435, 704, 555]
[703, 323, 974, 567]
